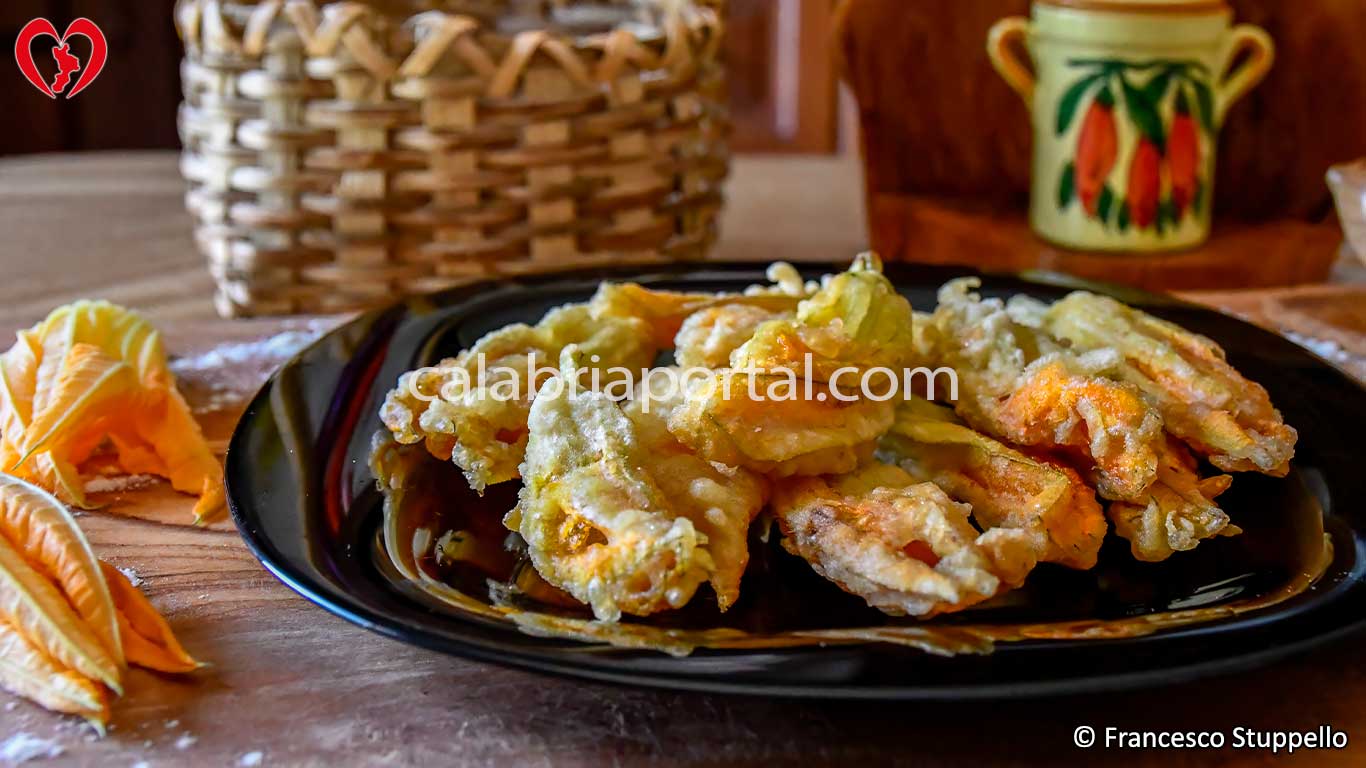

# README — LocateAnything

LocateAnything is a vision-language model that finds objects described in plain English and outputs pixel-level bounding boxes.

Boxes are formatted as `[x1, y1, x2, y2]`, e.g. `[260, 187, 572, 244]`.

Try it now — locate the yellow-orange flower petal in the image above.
[0, 336, 91, 508]
[17, 344, 137, 468]
[0, 530, 120, 693]
[0, 331, 39, 448]
[101, 388, 224, 524]
[32, 300, 167, 399]
[100, 562, 200, 674]
[0, 619, 108, 732]
[0, 301, 225, 523]
[107, 432, 163, 478]
[0, 474, 122, 667]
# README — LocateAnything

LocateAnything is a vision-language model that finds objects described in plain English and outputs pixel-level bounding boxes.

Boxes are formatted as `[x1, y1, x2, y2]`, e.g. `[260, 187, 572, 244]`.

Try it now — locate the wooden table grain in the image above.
[1, 152, 1365, 767]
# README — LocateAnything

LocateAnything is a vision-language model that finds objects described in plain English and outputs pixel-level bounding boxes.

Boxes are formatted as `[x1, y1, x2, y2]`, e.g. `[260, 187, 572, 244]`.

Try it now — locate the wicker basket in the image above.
[176, 0, 728, 317]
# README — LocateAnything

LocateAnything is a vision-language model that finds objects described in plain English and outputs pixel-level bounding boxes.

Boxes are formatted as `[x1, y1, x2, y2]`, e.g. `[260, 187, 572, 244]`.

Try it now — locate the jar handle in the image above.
[987, 17, 1035, 105]
[1215, 24, 1275, 123]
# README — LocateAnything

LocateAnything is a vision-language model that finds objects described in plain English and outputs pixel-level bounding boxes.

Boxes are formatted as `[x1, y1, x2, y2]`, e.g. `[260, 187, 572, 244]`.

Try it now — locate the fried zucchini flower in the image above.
[731, 253, 917, 381]
[589, 279, 804, 348]
[1107, 436, 1236, 562]
[666, 370, 894, 477]
[507, 349, 766, 621]
[674, 304, 788, 369]
[924, 279, 1164, 501]
[380, 304, 655, 492]
[1035, 291, 1297, 476]
[881, 399, 1107, 570]
[666, 256, 912, 477]
[772, 463, 1039, 617]
[621, 374, 768, 611]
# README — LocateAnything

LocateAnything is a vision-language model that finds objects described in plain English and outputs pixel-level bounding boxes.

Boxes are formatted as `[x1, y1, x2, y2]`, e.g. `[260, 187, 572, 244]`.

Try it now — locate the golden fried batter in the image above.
[674, 304, 787, 369]
[377, 258, 1302, 634]
[383, 266, 810, 493]
[508, 349, 766, 621]
[732, 253, 917, 381]
[1107, 437, 1236, 562]
[381, 304, 655, 492]
[924, 278, 1164, 501]
[881, 399, 1107, 570]
[589, 284, 803, 347]
[1037, 291, 1297, 476]
[667, 370, 894, 477]
[772, 463, 1039, 617]
[665, 256, 913, 477]
[622, 374, 768, 610]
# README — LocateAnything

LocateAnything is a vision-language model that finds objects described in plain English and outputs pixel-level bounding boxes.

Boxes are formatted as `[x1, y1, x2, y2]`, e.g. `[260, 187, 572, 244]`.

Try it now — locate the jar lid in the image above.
[1037, 0, 1228, 12]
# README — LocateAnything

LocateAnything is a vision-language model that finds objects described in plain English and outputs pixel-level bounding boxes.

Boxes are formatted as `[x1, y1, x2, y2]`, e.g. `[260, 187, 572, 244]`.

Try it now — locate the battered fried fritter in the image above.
[674, 304, 788, 369]
[1033, 291, 1297, 476]
[380, 304, 655, 492]
[508, 349, 766, 621]
[589, 284, 803, 348]
[1107, 436, 1236, 562]
[380, 258, 1299, 634]
[772, 463, 1039, 617]
[666, 370, 894, 477]
[731, 253, 917, 381]
[881, 399, 1107, 570]
[666, 257, 913, 476]
[923, 279, 1164, 501]
[383, 266, 813, 494]
[621, 374, 768, 610]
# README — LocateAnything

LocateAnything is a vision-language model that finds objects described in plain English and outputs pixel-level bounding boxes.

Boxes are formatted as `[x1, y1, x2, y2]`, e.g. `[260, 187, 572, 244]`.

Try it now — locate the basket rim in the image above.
[175, 0, 723, 53]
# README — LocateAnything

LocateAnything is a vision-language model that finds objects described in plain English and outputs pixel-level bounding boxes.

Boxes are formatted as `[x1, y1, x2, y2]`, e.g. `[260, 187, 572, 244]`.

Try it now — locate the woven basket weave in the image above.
[176, 0, 728, 317]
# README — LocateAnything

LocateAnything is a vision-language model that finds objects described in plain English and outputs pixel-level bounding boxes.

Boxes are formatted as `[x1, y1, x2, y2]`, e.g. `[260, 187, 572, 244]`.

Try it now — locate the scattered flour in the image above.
[4, 702, 15, 711]
[1284, 330, 1358, 366]
[83, 474, 159, 494]
[170, 330, 322, 376]
[116, 566, 143, 587]
[132, 762, 149, 768]
[0, 733, 65, 763]
[174, 733, 198, 750]
[239, 751, 264, 766]
[163, 720, 179, 730]
[169, 328, 327, 413]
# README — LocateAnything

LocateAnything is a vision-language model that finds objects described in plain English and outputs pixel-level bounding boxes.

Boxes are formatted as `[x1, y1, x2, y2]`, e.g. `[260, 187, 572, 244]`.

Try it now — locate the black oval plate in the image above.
[226, 262, 1366, 699]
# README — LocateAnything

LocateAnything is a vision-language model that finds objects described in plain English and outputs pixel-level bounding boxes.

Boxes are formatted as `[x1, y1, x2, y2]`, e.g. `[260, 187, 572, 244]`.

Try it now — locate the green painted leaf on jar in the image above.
[1098, 185, 1115, 224]
[1155, 200, 1179, 235]
[1058, 163, 1076, 210]
[1140, 66, 1178, 106]
[1188, 78, 1217, 136]
[1056, 72, 1106, 136]
[1120, 77, 1166, 152]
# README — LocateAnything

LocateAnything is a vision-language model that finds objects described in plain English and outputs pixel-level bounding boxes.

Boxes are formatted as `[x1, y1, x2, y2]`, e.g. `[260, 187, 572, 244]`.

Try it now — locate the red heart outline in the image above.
[14, 17, 107, 100]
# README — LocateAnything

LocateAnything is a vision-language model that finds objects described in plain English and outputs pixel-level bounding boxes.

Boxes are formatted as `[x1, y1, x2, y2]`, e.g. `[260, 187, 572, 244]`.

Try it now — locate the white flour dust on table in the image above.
[170, 319, 336, 414]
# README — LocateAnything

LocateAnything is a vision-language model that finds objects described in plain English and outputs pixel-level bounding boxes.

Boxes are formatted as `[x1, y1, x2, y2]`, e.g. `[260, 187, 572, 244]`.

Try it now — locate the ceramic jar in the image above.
[988, 0, 1273, 252]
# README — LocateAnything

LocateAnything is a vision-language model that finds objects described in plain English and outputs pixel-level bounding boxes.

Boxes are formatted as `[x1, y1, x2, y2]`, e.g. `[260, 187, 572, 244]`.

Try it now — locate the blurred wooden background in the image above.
[8, 0, 1362, 220]
[0, 0, 843, 156]
[10, 0, 1357, 289]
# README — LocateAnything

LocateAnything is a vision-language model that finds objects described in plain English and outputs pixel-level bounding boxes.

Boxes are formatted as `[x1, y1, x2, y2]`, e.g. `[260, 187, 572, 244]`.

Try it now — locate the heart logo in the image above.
[14, 17, 107, 99]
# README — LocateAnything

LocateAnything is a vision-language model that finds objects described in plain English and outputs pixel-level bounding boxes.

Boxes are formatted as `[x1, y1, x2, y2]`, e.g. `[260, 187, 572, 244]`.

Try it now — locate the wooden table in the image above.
[1, 152, 1365, 767]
